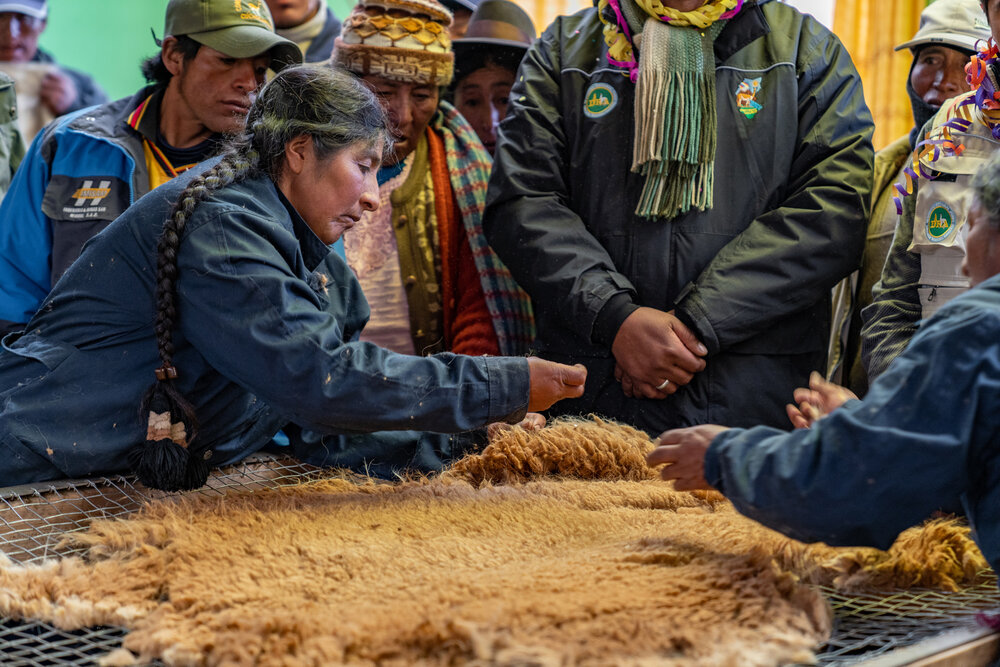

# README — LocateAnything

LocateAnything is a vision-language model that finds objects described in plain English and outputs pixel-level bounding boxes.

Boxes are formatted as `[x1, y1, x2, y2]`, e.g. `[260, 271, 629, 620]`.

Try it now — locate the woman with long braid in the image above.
[0, 64, 586, 491]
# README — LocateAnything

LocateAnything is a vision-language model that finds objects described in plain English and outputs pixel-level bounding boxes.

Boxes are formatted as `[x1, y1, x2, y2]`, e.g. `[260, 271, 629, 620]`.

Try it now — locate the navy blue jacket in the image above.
[0, 162, 529, 485]
[705, 274, 1000, 573]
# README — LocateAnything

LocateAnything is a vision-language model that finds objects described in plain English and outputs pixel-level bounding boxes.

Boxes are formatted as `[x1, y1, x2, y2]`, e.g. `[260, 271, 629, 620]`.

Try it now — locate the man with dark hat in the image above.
[0, 0, 107, 129]
[484, 0, 874, 435]
[0, 0, 302, 336]
[265, 0, 342, 63]
[449, 0, 536, 154]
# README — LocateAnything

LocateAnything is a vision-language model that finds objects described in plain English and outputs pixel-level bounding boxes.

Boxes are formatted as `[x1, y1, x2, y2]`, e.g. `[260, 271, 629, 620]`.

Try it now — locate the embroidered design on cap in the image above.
[736, 77, 762, 119]
[583, 83, 617, 118]
[235, 0, 271, 28]
[926, 201, 956, 242]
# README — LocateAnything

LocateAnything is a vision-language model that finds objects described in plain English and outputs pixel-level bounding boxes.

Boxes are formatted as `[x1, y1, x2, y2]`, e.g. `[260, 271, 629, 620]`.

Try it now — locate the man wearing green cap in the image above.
[0, 0, 301, 336]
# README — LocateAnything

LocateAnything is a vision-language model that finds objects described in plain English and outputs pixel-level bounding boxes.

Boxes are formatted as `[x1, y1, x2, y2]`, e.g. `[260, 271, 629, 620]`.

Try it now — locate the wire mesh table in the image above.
[0, 455, 996, 667]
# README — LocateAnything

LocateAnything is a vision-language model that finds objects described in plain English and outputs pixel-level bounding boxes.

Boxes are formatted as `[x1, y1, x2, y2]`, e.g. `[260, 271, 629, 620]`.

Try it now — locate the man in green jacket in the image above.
[829, 0, 988, 396]
[484, 0, 874, 434]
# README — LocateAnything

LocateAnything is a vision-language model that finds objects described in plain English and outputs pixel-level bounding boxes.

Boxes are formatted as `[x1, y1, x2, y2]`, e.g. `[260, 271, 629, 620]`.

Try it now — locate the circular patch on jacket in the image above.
[926, 202, 956, 242]
[583, 83, 618, 118]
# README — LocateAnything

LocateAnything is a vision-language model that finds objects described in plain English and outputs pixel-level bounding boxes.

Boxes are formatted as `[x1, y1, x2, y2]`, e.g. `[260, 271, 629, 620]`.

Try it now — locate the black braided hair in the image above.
[130, 64, 391, 491]
[131, 152, 256, 491]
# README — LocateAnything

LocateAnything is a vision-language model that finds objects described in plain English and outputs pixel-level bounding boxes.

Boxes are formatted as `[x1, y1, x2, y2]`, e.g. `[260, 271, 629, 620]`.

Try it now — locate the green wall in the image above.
[38, 0, 355, 101]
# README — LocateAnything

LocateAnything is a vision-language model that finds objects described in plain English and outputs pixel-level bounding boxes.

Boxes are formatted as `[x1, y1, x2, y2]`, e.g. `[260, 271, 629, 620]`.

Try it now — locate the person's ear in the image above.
[283, 134, 312, 176]
[161, 37, 185, 77]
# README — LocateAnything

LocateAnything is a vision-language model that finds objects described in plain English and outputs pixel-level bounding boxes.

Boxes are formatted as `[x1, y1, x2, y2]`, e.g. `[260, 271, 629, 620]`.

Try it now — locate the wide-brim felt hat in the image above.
[453, 0, 536, 52]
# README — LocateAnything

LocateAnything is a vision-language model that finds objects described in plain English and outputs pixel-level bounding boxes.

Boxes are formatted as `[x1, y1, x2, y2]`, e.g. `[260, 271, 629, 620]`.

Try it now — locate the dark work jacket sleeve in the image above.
[176, 206, 530, 435]
[701, 299, 1000, 551]
[674, 26, 874, 354]
[483, 29, 639, 345]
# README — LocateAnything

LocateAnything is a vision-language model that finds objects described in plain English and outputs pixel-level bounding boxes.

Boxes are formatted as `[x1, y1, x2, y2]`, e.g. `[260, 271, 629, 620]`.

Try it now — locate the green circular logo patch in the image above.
[926, 202, 955, 242]
[583, 83, 617, 119]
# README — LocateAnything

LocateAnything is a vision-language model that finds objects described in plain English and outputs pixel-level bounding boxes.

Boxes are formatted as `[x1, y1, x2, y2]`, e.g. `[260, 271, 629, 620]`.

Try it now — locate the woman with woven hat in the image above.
[484, 0, 874, 436]
[449, 0, 536, 155]
[0, 64, 586, 491]
[332, 0, 533, 361]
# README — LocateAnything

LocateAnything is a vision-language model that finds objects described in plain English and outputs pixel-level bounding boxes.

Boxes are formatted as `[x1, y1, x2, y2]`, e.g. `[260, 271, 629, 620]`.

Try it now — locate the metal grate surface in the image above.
[0, 456, 996, 667]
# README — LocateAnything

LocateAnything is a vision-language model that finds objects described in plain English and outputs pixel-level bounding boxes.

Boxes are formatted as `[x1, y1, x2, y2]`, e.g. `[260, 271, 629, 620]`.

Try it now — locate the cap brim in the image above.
[894, 35, 981, 53]
[0, 2, 46, 19]
[454, 37, 530, 51]
[188, 25, 303, 71]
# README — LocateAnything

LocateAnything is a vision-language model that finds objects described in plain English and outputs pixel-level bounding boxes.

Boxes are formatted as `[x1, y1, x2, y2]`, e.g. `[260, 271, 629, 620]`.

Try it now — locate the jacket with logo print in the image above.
[0, 86, 156, 335]
[484, 0, 874, 434]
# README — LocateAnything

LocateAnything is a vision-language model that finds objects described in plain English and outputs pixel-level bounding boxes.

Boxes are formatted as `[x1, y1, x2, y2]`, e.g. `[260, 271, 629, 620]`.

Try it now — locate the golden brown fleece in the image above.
[0, 418, 989, 666]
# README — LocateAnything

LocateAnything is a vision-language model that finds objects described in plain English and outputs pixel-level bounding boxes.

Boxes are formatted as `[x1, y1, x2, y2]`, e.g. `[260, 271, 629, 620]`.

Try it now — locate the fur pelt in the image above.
[0, 417, 988, 666]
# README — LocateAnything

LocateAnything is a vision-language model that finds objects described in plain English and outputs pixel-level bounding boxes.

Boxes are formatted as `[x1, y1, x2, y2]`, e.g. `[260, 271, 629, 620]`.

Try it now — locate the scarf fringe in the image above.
[633, 66, 717, 218]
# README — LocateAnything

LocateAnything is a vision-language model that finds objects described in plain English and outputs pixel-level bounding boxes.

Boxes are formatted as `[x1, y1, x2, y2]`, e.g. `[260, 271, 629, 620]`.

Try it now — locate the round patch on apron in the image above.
[926, 201, 956, 243]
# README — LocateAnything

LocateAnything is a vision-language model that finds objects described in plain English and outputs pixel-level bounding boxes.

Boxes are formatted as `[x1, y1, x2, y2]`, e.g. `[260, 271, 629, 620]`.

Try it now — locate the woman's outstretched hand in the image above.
[526, 358, 587, 412]
[786, 371, 858, 429]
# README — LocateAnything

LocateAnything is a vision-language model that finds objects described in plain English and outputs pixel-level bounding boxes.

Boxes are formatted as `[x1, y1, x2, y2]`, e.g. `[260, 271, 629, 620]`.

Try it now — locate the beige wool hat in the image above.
[332, 0, 455, 87]
[894, 0, 990, 53]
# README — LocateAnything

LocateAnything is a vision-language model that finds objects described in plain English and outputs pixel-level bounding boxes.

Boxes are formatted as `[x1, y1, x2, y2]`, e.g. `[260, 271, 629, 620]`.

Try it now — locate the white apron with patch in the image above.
[909, 99, 998, 318]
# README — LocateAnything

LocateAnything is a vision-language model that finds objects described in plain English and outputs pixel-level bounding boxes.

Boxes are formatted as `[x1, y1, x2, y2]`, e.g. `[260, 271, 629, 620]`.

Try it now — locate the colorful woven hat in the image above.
[332, 0, 455, 87]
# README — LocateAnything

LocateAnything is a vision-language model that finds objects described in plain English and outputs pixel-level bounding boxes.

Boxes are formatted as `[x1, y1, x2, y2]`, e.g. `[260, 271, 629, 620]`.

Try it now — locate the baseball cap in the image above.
[0, 0, 47, 19]
[894, 0, 991, 53]
[163, 0, 302, 70]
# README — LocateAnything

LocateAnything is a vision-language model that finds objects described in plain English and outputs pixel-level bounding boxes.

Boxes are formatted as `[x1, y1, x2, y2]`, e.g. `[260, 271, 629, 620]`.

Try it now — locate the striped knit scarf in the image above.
[599, 0, 742, 219]
[431, 101, 536, 355]
[633, 18, 727, 217]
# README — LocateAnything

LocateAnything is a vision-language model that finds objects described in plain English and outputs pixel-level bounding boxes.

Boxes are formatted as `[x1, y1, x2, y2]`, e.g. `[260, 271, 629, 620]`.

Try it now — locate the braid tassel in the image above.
[130, 369, 208, 491]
